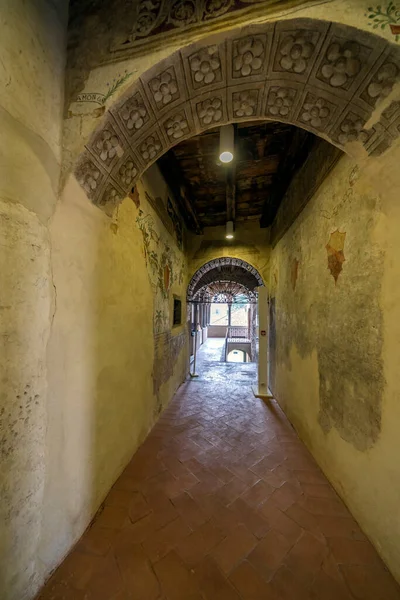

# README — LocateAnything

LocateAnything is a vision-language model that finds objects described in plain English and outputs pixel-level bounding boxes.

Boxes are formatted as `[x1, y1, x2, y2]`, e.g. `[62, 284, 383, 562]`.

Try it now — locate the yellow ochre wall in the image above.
[269, 141, 400, 583]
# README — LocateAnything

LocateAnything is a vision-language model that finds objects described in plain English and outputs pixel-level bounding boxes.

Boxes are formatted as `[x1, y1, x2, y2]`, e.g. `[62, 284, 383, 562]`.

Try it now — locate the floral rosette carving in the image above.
[233, 90, 258, 117]
[99, 185, 121, 210]
[279, 32, 315, 74]
[77, 162, 101, 195]
[95, 129, 121, 163]
[233, 36, 264, 77]
[190, 46, 221, 85]
[140, 135, 162, 162]
[121, 96, 147, 132]
[119, 160, 138, 187]
[367, 62, 399, 106]
[150, 70, 178, 106]
[301, 97, 331, 129]
[266, 88, 295, 117]
[337, 116, 369, 145]
[320, 42, 361, 88]
[165, 113, 189, 140]
[197, 97, 223, 125]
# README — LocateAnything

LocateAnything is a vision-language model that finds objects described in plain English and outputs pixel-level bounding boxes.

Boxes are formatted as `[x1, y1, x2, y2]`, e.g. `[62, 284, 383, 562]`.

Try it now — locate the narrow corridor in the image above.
[39, 354, 400, 600]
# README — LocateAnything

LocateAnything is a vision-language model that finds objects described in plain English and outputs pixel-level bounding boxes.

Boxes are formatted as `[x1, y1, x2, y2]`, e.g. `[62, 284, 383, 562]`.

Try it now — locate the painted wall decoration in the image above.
[153, 330, 186, 400]
[326, 230, 346, 283]
[110, 0, 334, 58]
[366, 3, 400, 41]
[75, 71, 134, 105]
[136, 206, 185, 334]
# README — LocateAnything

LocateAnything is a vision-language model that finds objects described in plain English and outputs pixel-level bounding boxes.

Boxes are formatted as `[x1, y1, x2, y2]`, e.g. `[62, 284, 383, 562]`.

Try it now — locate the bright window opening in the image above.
[210, 304, 229, 325]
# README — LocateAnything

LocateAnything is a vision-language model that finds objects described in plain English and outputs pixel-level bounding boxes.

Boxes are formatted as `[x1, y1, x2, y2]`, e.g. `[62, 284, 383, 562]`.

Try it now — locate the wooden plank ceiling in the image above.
[157, 121, 317, 232]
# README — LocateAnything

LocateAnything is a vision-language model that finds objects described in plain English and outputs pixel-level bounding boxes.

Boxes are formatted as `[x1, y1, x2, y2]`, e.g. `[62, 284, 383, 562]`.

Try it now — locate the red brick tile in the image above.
[194, 557, 240, 600]
[284, 531, 328, 587]
[251, 453, 284, 476]
[153, 550, 202, 600]
[328, 537, 380, 566]
[36, 363, 398, 600]
[258, 503, 302, 545]
[215, 477, 249, 505]
[53, 552, 106, 590]
[37, 581, 92, 600]
[145, 491, 179, 529]
[228, 464, 260, 486]
[293, 468, 327, 485]
[176, 518, 225, 565]
[143, 517, 191, 563]
[116, 543, 160, 600]
[87, 554, 124, 600]
[340, 564, 400, 600]
[172, 491, 208, 528]
[301, 482, 338, 499]
[300, 495, 350, 517]
[207, 464, 236, 484]
[270, 481, 302, 511]
[248, 529, 292, 581]
[128, 491, 151, 524]
[76, 523, 117, 556]
[95, 505, 129, 530]
[240, 480, 274, 508]
[285, 502, 322, 538]
[309, 570, 353, 600]
[229, 498, 270, 539]
[270, 566, 310, 600]
[122, 514, 156, 544]
[316, 515, 366, 540]
[229, 560, 278, 599]
[212, 523, 257, 575]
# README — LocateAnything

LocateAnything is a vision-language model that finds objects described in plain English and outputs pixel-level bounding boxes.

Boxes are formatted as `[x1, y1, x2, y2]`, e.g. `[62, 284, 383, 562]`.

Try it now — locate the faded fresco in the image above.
[269, 156, 385, 451]
[136, 203, 185, 334]
[135, 178, 187, 407]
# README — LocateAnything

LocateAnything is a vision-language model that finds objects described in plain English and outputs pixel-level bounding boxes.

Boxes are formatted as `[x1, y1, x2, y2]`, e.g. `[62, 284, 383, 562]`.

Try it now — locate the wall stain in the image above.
[326, 230, 346, 283]
[271, 160, 384, 452]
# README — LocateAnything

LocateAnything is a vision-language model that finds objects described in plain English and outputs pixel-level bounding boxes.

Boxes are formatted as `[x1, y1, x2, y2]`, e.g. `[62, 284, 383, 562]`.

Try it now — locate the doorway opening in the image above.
[187, 258, 262, 379]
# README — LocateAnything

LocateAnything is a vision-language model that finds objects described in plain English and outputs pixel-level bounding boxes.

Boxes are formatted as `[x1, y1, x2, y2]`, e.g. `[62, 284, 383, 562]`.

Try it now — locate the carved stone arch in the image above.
[187, 257, 264, 303]
[74, 18, 400, 216]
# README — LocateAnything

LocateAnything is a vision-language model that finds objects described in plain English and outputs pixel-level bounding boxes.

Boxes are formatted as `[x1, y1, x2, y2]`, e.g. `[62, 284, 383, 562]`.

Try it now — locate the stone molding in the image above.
[187, 257, 263, 302]
[74, 19, 400, 215]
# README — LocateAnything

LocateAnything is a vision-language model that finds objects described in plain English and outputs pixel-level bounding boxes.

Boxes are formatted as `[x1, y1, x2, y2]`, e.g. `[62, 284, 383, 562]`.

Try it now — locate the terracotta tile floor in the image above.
[38, 341, 400, 599]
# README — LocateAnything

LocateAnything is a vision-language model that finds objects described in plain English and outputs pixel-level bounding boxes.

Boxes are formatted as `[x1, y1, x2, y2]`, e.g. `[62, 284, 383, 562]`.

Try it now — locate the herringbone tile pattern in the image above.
[38, 367, 400, 599]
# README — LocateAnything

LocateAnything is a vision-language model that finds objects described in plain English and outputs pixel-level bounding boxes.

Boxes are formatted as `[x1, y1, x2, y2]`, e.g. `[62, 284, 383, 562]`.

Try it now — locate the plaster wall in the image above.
[187, 221, 270, 284]
[39, 165, 188, 583]
[0, 1, 68, 598]
[269, 141, 400, 582]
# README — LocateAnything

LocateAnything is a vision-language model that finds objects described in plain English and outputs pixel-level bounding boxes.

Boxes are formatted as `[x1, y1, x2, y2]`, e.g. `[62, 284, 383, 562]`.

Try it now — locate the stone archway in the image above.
[187, 257, 264, 302]
[74, 18, 400, 216]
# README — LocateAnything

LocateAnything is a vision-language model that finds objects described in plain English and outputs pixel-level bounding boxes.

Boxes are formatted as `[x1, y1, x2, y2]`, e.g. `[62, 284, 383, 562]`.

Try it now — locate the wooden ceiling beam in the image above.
[260, 128, 316, 228]
[157, 151, 203, 234]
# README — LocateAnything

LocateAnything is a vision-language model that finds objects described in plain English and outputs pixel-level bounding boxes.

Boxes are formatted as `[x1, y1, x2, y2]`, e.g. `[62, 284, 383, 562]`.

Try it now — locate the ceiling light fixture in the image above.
[219, 124, 234, 163]
[226, 220, 234, 239]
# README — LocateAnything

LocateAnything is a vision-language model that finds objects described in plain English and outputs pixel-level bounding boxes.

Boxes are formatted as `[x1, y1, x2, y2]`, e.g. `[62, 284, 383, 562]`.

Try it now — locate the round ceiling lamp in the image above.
[219, 124, 234, 163]
[226, 220, 234, 239]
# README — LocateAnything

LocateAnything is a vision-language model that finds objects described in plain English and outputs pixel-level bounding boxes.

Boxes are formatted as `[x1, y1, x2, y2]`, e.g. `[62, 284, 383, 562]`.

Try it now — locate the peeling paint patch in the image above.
[326, 230, 346, 283]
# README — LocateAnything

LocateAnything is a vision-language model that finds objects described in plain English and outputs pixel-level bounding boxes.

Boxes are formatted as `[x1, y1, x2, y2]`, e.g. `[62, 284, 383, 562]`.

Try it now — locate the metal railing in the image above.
[227, 326, 249, 339]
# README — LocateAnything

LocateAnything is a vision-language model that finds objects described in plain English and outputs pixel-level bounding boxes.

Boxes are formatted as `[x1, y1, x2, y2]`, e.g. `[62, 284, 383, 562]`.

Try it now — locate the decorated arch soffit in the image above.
[75, 18, 400, 216]
[186, 257, 263, 303]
